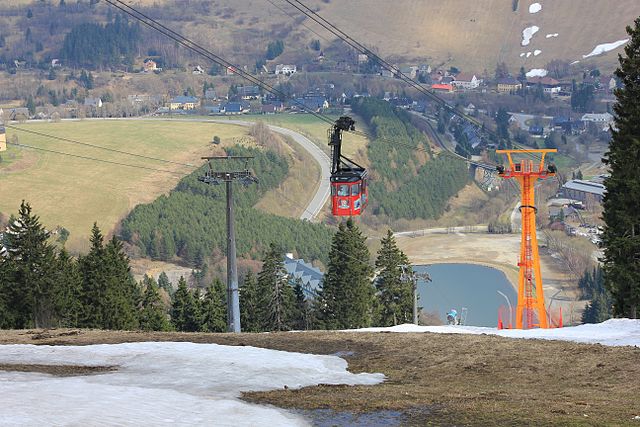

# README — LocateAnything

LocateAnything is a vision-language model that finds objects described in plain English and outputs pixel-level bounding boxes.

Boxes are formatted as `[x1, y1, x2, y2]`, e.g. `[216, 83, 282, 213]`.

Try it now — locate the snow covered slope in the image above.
[0, 342, 384, 426]
[349, 319, 640, 347]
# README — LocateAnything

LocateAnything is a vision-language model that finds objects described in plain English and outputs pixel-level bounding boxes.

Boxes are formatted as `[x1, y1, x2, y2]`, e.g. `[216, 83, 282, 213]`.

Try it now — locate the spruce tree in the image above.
[292, 278, 310, 330]
[257, 243, 294, 331]
[51, 248, 83, 327]
[317, 218, 374, 329]
[157, 271, 174, 296]
[139, 275, 171, 331]
[102, 236, 139, 330]
[240, 271, 261, 332]
[602, 16, 640, 318]
[201, 278, 226, 332]
[78, 224, 108, 328]
[375, 230, 413, 326]
[171, 277, 200, 331]
[2, 201, 57, 328]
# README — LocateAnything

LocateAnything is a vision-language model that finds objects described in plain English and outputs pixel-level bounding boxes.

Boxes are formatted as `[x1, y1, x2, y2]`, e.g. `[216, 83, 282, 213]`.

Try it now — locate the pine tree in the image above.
[602, 17, 640, 318]
[257, 243, 294, 331]
[78, 224, 108, 328]
[51, 248, 83, 327]
[2, 201, 57, 328]
[171, 277, 200, 331]
[139, 275, 171, 331]
[292, 278, 309, 330]
[157, 271, 174, 296]
[201, 278, 226, 332]
[317, 218, 374, 329]
[375, 230, 412, 326]
[102, 236, 139, 330]
[240, 271, 261, 332]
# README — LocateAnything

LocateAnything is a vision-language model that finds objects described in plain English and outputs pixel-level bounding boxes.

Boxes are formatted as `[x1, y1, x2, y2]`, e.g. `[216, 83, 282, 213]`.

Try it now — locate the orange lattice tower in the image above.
[496, 149, 557, 329]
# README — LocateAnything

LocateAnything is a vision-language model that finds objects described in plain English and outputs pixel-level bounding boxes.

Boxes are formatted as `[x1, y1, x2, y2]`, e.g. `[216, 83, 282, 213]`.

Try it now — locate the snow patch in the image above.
[571, 60, 580, 65]
[546, 33, 559, 38]
[526, 52, 532, 58]
[583, 39, 629, 58]
[347, 319, 640, 347]
[529, 2, 542, 13]
[534, 49, 542, 56]
[526, 68, 548, 77]
[521, 25, 540, 46]
[520, 53, 526, 57]
[0, 342, 384, 426]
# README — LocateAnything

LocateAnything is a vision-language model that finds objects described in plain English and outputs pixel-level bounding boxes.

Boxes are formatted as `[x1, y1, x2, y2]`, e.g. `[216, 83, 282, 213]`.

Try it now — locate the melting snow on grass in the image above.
[546, 33, 559, 38]
[534, 50, 542, 56]
[0, 342, 384, 426]
[583, 39, 629, 58]
[349, 319, 640, 347]
[521, 25, 539, 46]
[526, 68, 548, 77]
[529, 3, 542, 14]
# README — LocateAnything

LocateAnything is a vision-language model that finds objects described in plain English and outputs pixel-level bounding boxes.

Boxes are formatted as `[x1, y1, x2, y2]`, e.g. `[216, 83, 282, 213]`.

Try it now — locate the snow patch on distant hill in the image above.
[529, 3, 542, 14]
[526, 68, 548, 77]
[522, 25, 540, 46]
[546, 33, 559, 38]
[534, 50, 542, 56]
[583, 39, 629, 58]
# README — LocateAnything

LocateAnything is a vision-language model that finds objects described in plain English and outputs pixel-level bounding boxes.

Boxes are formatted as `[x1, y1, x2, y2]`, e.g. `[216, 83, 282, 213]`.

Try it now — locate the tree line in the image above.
[351, 98, 470, 220]
[0, 203, 417, 332]
[120, 145, 333, 267]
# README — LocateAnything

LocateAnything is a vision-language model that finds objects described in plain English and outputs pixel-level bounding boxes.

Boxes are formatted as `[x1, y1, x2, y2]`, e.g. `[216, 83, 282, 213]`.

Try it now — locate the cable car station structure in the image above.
[496, 149, 557, 329]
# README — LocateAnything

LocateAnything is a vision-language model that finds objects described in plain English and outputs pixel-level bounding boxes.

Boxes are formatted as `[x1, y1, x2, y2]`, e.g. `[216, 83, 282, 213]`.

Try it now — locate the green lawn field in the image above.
[0, 119, 248, 253]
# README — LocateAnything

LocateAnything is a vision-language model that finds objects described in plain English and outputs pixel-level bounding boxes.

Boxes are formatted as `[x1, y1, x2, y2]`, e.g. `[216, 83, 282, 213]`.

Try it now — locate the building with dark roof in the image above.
[561, 179, 606, 203]
[283, 254, 323, 299]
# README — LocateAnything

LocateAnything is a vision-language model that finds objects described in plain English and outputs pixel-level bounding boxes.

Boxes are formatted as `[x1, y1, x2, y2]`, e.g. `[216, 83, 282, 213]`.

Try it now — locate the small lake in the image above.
[413, 264, 517, 327]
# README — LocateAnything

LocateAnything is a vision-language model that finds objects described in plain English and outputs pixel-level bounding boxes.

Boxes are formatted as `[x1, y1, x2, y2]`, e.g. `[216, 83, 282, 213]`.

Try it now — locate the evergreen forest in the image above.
[120, 145, 333, 266]
[351, 98, 469, 220]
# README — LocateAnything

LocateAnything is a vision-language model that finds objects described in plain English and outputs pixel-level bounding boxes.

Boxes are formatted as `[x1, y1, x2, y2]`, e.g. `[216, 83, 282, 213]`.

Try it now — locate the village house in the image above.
[452, 73, 482, 90]
[275, 64, 297, 75]
[51, 59, 61, 68]
[526, 76, 562, 94]
[284, 253, 323, 299]
[168, 95, 200, 110]
[357, 53, 368, 64]
[496, 77, 522, 93]
[236, 85, 261, 100]
[399, 66, 418, 79]
[224, 101, 249, 115]
[561, 179, 606, 204]
[84, 97, 103, 108]
[192, 65, 205, 75]
[581, 112, 614, 125]
[204, 88, 217, 100]
[143, 59, 158, 73]
[431, 83, 454, 92]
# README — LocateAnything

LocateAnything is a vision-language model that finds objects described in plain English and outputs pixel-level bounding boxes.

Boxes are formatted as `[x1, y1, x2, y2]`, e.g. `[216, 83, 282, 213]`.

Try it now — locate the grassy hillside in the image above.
[1, 0, 637, 74]
[0, 120, 248, 252]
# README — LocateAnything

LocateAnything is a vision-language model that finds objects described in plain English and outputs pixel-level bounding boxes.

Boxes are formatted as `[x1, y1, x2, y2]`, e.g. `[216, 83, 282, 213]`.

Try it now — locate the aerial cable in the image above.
[103, 0, 335, 127]
[281, 0, 544, 164]
[6, 141, 186, 176]
[103, 0, 493, 171]
[5, 124, 197, 168]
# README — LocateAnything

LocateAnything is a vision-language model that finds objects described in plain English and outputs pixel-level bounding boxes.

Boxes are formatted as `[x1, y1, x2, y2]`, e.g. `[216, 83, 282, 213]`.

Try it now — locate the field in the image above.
[1, 328, 638, 425]
[0, 119, 249, 253]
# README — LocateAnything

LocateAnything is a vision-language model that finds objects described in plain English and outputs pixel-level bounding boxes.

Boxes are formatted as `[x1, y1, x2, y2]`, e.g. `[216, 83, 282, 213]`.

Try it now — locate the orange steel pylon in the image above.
[496, 149, 557, 329]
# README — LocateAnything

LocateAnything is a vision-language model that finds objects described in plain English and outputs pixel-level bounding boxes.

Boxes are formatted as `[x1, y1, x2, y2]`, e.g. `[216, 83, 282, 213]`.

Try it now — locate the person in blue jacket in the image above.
[446, 308, 458, 325]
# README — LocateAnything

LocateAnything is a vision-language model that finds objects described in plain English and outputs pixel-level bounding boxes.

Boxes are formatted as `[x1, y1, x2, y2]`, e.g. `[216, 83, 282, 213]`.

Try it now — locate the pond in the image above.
[413, 263, 517, 327]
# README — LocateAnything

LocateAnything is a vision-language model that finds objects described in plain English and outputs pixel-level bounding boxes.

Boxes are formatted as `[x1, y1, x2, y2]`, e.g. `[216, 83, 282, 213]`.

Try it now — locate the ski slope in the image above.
[349, 319, 640, 347]
[0, 342, 384, 426]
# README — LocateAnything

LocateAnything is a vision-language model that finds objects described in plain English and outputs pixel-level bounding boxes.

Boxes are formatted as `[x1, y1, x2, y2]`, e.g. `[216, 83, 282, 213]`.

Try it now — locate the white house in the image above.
[452, 73, 482, 90]
[275, 64, 297, 75]
[84, 97, 103, 108]
[581, 113, 614, 124]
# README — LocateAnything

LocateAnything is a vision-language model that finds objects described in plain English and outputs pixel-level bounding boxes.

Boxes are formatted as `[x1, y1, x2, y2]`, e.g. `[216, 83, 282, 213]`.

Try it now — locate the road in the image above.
[207, 119, 331, 221]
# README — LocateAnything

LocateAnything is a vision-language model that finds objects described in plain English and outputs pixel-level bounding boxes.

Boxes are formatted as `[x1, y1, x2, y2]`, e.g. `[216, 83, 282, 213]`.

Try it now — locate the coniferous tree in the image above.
[139, 275, 171, 331]
[102, 236, 139, 330]
[375, 230, 413, 326]
[317, 219, 374, 329]
[292, 278, 310, 330]
[157, 271, 174, 296]
[602, 16, 640, 318]
[201, 278, 226, 332]
[78, 223, 108, 328]
[2, 201, 57, 328]
[51, 248, 83, 327]
[240, 271, 261, 332]
[257, 243, 294, 331]
[171, 277, 200, 331]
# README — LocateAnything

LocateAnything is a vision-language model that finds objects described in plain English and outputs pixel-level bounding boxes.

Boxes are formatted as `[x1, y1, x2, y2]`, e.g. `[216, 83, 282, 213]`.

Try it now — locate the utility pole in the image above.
[199, 156, 257, 333]
[401, 265, 431, 325]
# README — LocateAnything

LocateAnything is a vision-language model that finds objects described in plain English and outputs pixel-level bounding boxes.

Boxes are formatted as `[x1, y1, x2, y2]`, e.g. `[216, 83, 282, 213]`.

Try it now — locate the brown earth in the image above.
[0, 328, 638, 426]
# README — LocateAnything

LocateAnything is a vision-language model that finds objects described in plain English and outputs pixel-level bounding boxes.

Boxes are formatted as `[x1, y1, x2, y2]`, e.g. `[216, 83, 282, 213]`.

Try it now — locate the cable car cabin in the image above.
[330, 169, 368, 216]
[328, 116, 369, 217]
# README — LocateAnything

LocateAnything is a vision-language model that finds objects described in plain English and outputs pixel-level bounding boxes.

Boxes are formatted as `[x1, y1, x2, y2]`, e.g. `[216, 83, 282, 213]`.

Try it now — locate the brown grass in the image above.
[0, 328, 638, 425]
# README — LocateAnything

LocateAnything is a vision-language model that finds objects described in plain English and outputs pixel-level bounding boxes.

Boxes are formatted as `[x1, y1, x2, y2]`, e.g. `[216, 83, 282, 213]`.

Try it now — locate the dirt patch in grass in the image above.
[0, 363, 117, 377]
[0, 328, 638, 425]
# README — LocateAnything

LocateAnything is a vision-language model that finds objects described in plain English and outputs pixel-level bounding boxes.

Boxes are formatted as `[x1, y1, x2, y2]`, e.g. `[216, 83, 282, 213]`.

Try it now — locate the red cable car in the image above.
[328, 117, 369, 216]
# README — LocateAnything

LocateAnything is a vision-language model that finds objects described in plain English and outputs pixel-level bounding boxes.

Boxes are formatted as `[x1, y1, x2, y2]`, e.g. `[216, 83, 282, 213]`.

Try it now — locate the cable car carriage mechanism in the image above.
[328, 116, 368, 216]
